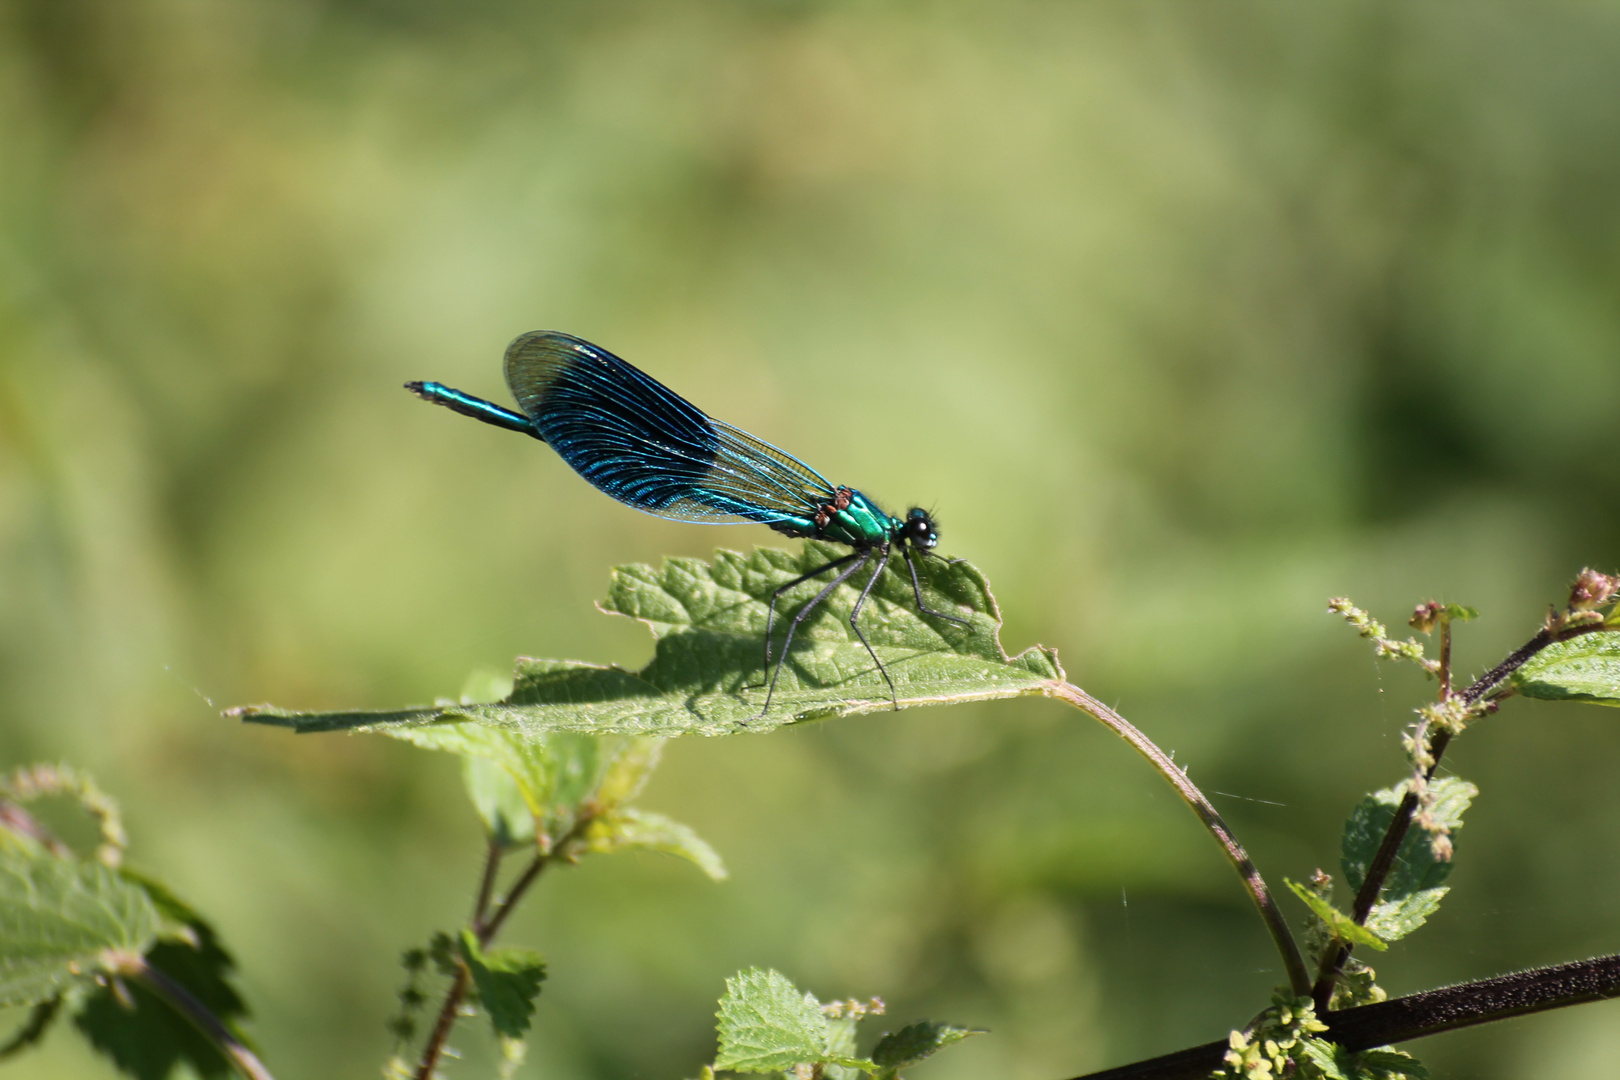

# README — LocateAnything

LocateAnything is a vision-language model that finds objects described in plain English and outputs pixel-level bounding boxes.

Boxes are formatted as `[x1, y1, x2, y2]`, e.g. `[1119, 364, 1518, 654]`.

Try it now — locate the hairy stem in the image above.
[1045, 681, 1311, 996]
[111, 953, 275, 1080]
[414, 817, 596, 1078]
[1066, 952, 1620, 1080]
[1311, 618, 1609, 1010]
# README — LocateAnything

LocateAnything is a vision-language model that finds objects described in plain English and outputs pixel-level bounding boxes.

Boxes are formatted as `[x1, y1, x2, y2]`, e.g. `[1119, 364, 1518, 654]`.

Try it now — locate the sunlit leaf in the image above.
[582, 809, 726, 880]
[73, 871, 252, 1080]
[1285, 879, 1386, 952]
[1511, 632, 1620, 705]
[714, 968, 829, 1073]
[0, 850, 158, 1007]
[384, 724, 657, 848]
[1341, 778, 1474, 942]
[233, 546, 1062, 738]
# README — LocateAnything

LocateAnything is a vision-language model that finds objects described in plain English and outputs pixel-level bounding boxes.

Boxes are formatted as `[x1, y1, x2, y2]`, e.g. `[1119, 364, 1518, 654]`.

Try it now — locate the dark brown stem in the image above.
[471, 839, 503, 935]
[113, 953, 276, 1080]
[1438, 618, 1453, 700]
[413, 969, 471, 1080]
[414, 817, 597, 1077]
[479, 853, 545, 944]
[1065, 952, 1620, 1080]
[1045, 681, 1311, 996]
[1311, 618, 1608, 1010]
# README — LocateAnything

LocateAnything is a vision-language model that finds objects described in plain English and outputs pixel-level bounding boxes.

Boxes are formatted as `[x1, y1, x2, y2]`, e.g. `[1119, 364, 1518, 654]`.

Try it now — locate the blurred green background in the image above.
[4, 1, 1620, 1077]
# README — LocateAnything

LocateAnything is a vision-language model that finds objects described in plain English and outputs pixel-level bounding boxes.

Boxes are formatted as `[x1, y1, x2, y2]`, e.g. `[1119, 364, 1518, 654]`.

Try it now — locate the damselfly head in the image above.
[901, 507, 939, 550]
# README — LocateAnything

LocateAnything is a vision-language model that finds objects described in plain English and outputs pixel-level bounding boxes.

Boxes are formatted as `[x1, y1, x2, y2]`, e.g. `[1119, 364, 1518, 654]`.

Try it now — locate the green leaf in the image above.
[1297, 1040, 1430, 1080]
[0, 849, 159, 1007]
[383, 724, 656, 848]
[1285, 879, 1386, 952]
[1440, 604, 1478, 622]
[871, 1020, 982, 1068]
[459, 930, 546, 1040]
[233, 546, 1063, 737]
[462, 754, 537, 848]
[582, 808, 727, 880]
[1341, 778, 1475, 942]
[74, 873, 252, 1080]
[714, 968, 830, 1073]
[1512, 631, 1620, 705]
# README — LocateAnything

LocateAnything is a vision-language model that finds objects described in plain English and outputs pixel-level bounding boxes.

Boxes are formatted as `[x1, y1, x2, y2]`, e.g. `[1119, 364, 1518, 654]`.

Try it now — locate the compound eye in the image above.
[904, 512, 938, 548]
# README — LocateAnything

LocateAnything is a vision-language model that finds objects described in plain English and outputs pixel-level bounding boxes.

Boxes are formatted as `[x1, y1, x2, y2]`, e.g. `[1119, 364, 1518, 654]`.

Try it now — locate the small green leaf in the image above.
[714, 968, 829, 1073]
[1440, 604, 1478, 622]
[1354, 1048, 1430, 1079]
[871, 1020, 982, 1068]
[1285, 879, 1386, 952]
[582, 809, 727, 880]
[233, 547, 1063, 738]
[1341, 778, 1474, 942]
[593, 738, 665, 807]
[459, 930, 546, 1040]
[384, 725, 655, 848]
[1512, 632, 1620, 705]
[0, 849, 159, 1007]
[462, 755, 537, 848]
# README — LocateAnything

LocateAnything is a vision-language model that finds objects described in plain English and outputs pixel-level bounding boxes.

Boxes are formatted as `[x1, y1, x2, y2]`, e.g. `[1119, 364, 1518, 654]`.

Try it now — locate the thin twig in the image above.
[111, 952, 275, 1080]
[471, 839, 504, 935]
[413, 969, 471, 1080]
[414, 815, 598, 1077]
[1045, 681, 1311, 996]
[1066, 951, 1620, 1080]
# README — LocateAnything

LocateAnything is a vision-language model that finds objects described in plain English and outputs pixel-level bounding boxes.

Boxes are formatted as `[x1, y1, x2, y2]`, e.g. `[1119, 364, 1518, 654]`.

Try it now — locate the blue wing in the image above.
[503, 332, 835, 527]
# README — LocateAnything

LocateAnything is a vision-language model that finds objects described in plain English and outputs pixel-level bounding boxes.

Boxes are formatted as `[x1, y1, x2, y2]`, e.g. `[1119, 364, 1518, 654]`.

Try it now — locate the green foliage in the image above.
[1296, 1041, 1430, 1080]
[1286, 878, 1387, 952]
[0, 848, 159, 1007]
[233, 546, 1062, 737]
[710, 969, 974, 1077]
[1512, 632, 1620, 705]
[714, 968, 848, 1073]
[382, 720, 691, 855]
[1341, 778, 1475, 942]
[74, 871, 251, 1080]
[0, 772, 253, 1080]
[458, 930, 546, 1040]
[870, 1021, 982, 1071]
[1215, 993, 1330, 1079]
[582, 808, 727, 881]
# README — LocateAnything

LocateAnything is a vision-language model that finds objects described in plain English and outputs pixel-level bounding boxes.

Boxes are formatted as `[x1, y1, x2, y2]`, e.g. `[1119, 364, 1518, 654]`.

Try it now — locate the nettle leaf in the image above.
[1440, 604, 1478, 622]
[714, 968, 834, 1073]
[1285, 879, 1386, 952]
[1341, 778, 1475, 942]
[384, 724, 658, 848]
[462, 754, 537, 848]
[871, 1020, 982, 1069]
[73, 872, 252, 1080]
[234, 546, 1062, 738]
[1298, 1040, 1430, 1080]
[459, 930, 546, 1040]
[0, 849, 159, 1007]
[583, 809, 727, 881]
[1512, 631, 1620, 705]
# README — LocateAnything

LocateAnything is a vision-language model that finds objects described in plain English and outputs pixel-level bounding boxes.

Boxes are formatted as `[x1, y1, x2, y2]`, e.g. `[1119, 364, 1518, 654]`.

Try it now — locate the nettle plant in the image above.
[2, 548, 1619, 1080]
